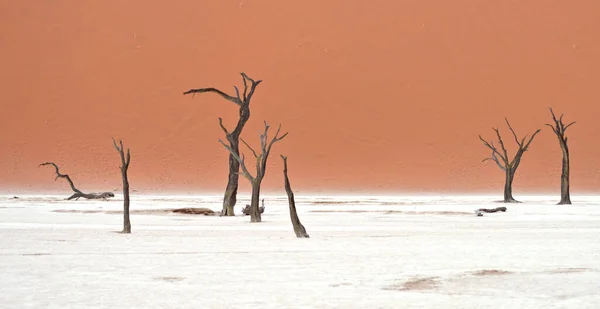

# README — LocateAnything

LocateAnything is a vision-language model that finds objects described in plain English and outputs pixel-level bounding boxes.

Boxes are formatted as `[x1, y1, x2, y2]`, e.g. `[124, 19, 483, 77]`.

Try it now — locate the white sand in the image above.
[1, 194, 599, 308]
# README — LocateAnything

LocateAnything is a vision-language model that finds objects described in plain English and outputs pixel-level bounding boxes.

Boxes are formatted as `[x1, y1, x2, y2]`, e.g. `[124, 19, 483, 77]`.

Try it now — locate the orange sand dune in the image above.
[1, 1, 599, 195]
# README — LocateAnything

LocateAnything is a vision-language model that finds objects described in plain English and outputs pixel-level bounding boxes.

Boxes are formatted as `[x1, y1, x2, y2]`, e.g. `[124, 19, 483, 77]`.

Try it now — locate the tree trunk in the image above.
[250, 182, 262, 222]
[475, 206, 507, 216]
[559, 143, 572, 205]
[121, 166, 131, 233]
[281, 156, 309, 238]
[503, 169, 518, 203]
[221, 107, 250, 216]
[221, 140, 240, 216]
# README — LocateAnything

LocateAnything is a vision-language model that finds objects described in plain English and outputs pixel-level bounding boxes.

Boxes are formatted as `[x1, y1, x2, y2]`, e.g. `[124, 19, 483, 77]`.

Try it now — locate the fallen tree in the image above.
[172, 208, 216, 215]
[39, 162, 114, 200]
[281, 155, 309, 238]
[475, 207, 507, 216]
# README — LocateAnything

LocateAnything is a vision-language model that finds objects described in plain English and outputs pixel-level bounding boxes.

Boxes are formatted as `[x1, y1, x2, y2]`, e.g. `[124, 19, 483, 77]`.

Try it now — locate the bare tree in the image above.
[219, 121, 287, 222]
[113, 138, 132, 234]
[546, 108, 576, 205]
[479, 118, 541, 203]
[183, 73, 262, 216]
[39, 162, 114, 200]
[281, 155, 309, 238]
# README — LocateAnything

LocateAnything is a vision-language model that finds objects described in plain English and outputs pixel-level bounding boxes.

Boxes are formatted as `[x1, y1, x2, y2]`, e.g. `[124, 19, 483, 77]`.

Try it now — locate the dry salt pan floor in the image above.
[1, 194, 599, 309]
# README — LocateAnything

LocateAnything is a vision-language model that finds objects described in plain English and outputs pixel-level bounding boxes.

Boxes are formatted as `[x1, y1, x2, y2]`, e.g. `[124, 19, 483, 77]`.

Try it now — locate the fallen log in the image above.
[172, 208, 216, 215]
[475, 207, 507, 216]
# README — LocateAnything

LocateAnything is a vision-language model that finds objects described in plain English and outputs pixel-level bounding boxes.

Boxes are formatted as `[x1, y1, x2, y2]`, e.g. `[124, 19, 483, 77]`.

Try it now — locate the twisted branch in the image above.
[183, 72, 263, 108]
[39, 162, 114, 200]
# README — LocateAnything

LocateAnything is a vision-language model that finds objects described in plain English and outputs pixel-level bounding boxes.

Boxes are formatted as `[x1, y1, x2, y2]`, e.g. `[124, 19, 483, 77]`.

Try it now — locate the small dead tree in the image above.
[113, 138, 131, 234]
[39, 162, 114, 200]
[219, 121, 287, 222]
[546, 108, 576, 205]
[479, 118, 541, 203]
[281, 155, 309, 238]
[183, 73, 262, 216]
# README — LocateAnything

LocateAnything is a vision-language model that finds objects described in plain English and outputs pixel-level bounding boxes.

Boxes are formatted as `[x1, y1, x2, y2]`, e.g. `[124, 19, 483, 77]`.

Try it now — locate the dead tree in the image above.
[39, 162, 114, 200]
[281, 155, 309, 238]
[479, 118, 541, 203]
[546, 108, 576, 205]
[183, 73, 262, 216]
[219, 121, 287, 222]
[113, 138, 132, 234]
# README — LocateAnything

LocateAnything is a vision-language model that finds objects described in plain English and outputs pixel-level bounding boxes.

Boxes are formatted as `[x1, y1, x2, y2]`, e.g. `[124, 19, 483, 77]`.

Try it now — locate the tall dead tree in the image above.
[113, 138, 132, 234]
[183, 73, 262, 216]
[219, 121, 287, 222]
[39, 162, 114, 200]
[479, 118, 541, 203]
[546, 108, 576, 205]
[281, 155, 309, 238]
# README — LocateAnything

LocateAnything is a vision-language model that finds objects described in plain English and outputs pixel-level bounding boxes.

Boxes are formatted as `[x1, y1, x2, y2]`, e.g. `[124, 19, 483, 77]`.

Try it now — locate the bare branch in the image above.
[478, 135, 507, 163]
[113, 137, 130, 167]
[548, 108, 563, 134]
[481, 142, 507, 171]
[112, 137, 120, 153]
[241, 73, 248, 101]
[492, 128, 509, 163]
[522, 129, 541, 150]
[233, 86, 242, 101]
[564, 121, 576, 131]
[545, 123, 558, 135]
[125, 149, 131, 167]
[39, 162, 79, 193]
[218, 117, 230, 136]
[549, 108, 559, 123]
[218, 139, 254, 181]
[241, 72, 263, 103]
[183, 87, 242, 106]
[504, 118, 521, 147]
[241, 138, 258, 158]
[266, 124, 288, 155]
[548, 108, 576, 135]
[260, 121, 270, 153]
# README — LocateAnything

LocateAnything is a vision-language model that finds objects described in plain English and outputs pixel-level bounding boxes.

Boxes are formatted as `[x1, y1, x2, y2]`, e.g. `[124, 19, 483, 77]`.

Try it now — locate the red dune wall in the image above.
[1, 1, 599, 195]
